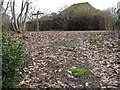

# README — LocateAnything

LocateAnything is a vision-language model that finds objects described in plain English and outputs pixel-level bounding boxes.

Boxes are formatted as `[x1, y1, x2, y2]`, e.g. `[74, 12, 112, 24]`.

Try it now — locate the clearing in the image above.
[12, 31, 119, 88]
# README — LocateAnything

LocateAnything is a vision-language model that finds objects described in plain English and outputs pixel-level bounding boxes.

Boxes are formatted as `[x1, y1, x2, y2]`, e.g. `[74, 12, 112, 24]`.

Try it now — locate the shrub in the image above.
[2, 33, 29, 88]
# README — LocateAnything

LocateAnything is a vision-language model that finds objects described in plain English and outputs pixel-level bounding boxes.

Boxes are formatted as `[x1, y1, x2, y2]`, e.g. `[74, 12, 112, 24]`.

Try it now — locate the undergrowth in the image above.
[2, 33, 29, 88]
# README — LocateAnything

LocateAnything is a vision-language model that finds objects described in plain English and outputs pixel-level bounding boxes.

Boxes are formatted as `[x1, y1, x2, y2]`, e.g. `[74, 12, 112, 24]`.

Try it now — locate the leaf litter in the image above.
[11, 31, 119, 88]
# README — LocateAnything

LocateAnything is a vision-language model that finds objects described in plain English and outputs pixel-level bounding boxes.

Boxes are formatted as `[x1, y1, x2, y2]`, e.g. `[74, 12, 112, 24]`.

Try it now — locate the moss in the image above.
[69, 68, 93, 77]
[48, 84, 61, 88]
[73, 53, 81, 58]
[60, 67, 93, 77]
[51, 37, 78, 47]
[55, 62, 72, 68]
[90, 36, 104, 48]
[60, 70, 69, 76]
[65, 39, 78, 47]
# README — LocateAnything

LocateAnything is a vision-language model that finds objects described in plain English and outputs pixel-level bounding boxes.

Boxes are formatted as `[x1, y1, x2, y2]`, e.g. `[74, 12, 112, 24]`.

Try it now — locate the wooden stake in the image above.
[32, 11, 43, 31]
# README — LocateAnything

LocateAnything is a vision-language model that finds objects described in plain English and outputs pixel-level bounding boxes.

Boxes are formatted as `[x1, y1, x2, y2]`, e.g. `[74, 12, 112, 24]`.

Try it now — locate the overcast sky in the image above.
[30, 0, 118, 12]
[4, 0, 120, 13]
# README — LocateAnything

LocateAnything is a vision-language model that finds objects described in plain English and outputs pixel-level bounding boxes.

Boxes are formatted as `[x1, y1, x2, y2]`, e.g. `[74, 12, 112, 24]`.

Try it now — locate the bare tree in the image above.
[3, 0, 9, 14]
[0, 0, 4, 31]
[3, 0, 30, 38]
[0, 1, 3, 89]
[105, 7, 117, 17]
[27, 5, 36, 20]
[10, 0, 30, 33]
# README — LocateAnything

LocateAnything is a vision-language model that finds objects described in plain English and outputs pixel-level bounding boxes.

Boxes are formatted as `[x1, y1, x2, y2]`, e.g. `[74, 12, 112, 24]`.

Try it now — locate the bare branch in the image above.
[3, 0, 10, 14]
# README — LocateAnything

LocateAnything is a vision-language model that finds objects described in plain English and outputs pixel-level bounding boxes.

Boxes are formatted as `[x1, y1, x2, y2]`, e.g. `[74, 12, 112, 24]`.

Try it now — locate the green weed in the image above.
[90, 36, 104, 48]
[51, 37, 78, 47]
[2, 33, 29, 88]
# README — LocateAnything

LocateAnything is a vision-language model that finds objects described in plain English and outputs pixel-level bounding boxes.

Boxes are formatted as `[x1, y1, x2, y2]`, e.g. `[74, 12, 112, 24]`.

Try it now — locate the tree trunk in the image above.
[0, 1, 2, 31]
[0, 1, 2, 89]
[10, 0, 29, 36]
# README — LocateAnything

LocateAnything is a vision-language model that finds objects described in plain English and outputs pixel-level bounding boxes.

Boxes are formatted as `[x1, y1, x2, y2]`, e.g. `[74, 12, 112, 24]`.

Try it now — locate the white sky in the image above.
[29, 0, 118, 12]
[4, 0, 120, 13]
